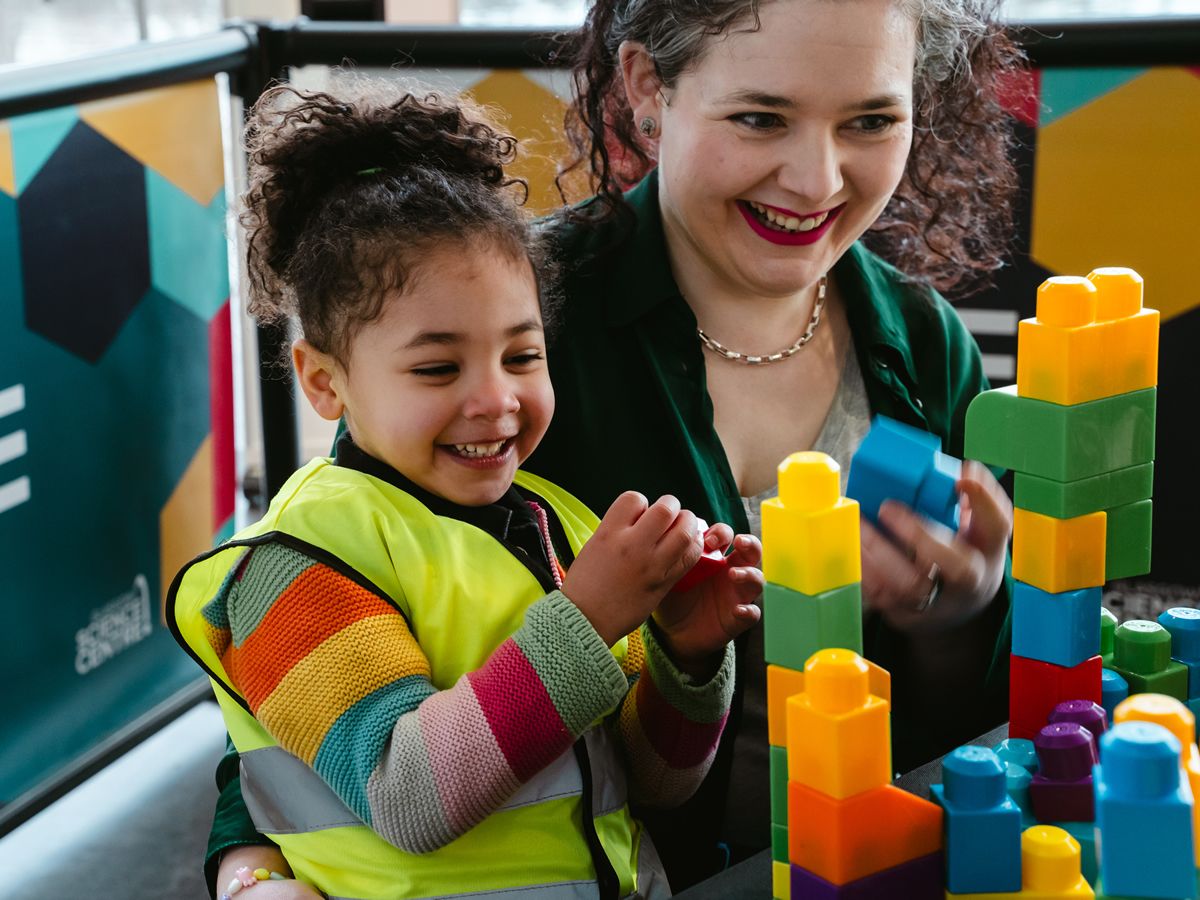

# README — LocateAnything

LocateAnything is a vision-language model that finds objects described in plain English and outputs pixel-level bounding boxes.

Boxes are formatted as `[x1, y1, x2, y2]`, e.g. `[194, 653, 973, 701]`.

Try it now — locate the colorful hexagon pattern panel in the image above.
[0, 78, 233, 803]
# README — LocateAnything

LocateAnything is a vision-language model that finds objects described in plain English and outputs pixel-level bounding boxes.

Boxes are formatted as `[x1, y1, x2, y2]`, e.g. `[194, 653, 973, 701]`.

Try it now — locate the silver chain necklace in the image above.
[696, 274, 828, 365]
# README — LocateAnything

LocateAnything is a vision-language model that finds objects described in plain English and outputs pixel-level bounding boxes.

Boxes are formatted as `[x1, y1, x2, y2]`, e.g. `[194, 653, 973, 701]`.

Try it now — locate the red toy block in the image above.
[670, 518, 730, 592]
[1010, 654, 1103, 740]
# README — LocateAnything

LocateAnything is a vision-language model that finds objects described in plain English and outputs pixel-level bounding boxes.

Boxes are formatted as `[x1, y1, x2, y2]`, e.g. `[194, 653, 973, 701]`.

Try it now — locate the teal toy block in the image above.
[1050, 819, 1098, 885]
[772, 822, 788, 864]
[1105, 499, 1152, 581]
[846, 415, 961, 531]
[1005, 762, 1036, 826]
[1012, 580, 1102, 668]
[1100, 607, 1118, 668]
[931, 746, 1022, 893]
[762, 581, 862, 670]
[771, 744, 788, 825]
[964, 385, 1156, 481]
[1014, 462, 1154, 519]
[1159, 607, 1200, 697]
[1111, 620, 1189, 702]
[1189, 698, 1200, 739]
[1101, 669, 1129, 723]
[995, 737, 1040, 774]
[1094, 721, 1195, 899]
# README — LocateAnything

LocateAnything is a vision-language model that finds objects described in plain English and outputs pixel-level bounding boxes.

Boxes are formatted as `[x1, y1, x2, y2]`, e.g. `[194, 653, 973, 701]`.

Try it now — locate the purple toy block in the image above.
[790, 853, 944, 899]
[1030, 722, 1097, 822]
[1048, 699, 1108, 752]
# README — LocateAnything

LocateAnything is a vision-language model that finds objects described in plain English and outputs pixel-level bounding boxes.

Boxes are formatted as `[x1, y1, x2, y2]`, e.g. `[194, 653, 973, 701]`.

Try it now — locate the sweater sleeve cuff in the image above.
[640, 622, 735, 724]
[512, 591, 630, 735]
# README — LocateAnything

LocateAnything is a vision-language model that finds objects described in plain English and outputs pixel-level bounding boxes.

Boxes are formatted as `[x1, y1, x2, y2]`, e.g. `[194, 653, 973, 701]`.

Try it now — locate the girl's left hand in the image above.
[860, 459, 1012, 632]
[652, 524, 763, 678]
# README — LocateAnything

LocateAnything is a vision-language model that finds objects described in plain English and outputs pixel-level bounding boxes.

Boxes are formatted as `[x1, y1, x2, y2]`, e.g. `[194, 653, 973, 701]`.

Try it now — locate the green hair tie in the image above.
[356, 166, 384, 176]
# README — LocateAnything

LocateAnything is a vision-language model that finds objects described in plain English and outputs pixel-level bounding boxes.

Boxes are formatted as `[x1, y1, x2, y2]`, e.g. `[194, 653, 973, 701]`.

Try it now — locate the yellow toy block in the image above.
[1112, 693, 1200, 866]
[773, 860, 791, 900]
[1012, 508, 1106, 593]
[762, 452, 861, 595]
[1016, 269, 1158, 406]
[768, 658, 891, 747]
[786, 649, 891, 799]
[948, 826, 1093, 898]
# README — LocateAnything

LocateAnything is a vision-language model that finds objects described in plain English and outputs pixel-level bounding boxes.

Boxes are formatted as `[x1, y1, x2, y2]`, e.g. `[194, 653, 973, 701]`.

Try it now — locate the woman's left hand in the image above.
[860, 460, 1012, 632]
[653, 524, 764, 678]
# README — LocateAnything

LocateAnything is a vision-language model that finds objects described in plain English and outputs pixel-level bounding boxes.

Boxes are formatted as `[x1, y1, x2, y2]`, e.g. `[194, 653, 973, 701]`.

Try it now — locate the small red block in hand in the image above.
[671, 519, 729, 593]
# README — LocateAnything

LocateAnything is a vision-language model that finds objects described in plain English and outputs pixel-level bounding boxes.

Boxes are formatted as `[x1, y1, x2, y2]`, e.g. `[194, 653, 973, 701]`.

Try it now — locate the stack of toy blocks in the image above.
[761, 451, 945, 898]
[762, 452, 865, 899]
[965, 268, 1159, 740]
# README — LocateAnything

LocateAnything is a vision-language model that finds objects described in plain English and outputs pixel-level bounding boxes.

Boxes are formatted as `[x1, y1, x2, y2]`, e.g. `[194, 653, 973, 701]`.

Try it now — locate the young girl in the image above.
[168, 83, 762, 900]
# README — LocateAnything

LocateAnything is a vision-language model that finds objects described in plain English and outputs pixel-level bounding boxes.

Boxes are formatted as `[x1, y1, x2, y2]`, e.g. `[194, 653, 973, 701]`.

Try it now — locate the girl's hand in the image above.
[860, 460, 1012, 632]
[653, 524, 764, 677]
[562, 492, 704, 646]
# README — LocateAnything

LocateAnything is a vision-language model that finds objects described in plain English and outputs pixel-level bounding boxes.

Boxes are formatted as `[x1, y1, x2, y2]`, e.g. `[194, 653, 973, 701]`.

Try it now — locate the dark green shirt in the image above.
[206, 172, 1012, 892]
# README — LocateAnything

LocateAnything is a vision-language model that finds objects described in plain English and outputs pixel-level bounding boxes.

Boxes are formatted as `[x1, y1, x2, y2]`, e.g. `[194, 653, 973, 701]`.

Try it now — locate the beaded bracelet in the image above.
[220, 865, 288, 899]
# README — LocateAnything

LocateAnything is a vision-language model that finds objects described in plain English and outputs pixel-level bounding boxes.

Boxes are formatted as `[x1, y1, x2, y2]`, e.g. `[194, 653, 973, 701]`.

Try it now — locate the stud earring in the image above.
[638, 116, 658, 138]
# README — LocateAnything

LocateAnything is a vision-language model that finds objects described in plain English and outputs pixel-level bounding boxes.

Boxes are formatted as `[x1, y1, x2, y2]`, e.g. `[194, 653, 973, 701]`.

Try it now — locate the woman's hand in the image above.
[653, 524, 763, 677]
[214, 846, 324, 899]
[562, 492, 703, 646]
[860, 460, 1012, 632]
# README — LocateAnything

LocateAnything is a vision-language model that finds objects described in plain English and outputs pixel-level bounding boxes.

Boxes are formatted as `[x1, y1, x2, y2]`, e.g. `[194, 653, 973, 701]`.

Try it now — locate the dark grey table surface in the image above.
[674, 723, 1009, 899]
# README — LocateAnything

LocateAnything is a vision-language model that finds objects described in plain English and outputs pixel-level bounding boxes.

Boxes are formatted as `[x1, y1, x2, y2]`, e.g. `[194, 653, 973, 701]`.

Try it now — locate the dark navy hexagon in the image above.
[18, 120, 149, 364]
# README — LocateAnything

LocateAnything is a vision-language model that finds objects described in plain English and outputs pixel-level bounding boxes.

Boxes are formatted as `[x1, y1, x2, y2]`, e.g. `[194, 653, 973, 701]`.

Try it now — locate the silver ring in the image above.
[915, 562, 941, 613]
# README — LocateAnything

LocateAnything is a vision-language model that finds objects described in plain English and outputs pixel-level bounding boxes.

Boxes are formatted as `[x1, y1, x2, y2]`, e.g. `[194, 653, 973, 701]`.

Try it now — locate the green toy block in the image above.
[1105, 499, 1153, 581]
[1100, 607, 1118, 667]
[772, 823, 788, 864]
[771, 744, 788, 826]
[964, 385, 1156, 481]
[1111, 660, 1188, 701]
[1014, 463, 1153, 519]
[762, 581, 862, 670]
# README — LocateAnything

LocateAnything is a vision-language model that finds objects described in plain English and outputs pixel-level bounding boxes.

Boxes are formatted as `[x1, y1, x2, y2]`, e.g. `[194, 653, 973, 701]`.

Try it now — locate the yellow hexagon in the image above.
[1031, 68, 1200, 322]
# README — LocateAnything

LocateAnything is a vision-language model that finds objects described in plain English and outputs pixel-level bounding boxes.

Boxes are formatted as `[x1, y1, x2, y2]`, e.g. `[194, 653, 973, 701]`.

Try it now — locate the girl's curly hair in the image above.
[556, 0, 1029, 296]
[243, 81, 556, 363]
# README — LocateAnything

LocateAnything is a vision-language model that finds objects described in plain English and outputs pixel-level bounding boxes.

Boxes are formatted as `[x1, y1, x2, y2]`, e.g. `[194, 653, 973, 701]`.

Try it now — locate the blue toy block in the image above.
[1050, 819, 1098, 885]
[995, 737, 1040, 774]
[1094, 721, 1195, 899]
[930, 746, 1022, 893]
[1159, 607, 1200, 697]
[1012, 581, 1103, 668]
[1189, 697, 1200, 740]
[846, 415, 961, 532]
[1100, 669, 1129, 725]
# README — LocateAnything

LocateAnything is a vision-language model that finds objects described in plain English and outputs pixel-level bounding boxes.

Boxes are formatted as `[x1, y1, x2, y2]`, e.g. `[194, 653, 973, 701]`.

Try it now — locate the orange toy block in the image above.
[1012, 507, 1107, 593]
[762, 452, 861, 595]
[1017, 269, 1158, 406]
[787, 780, 943, 884]
[767, 659, 893, 747]
[785, 650, 891, 798]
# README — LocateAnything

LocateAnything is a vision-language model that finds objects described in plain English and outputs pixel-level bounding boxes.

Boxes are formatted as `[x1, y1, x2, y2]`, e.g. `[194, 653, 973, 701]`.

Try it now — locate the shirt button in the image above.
[915, 398, 924, 409]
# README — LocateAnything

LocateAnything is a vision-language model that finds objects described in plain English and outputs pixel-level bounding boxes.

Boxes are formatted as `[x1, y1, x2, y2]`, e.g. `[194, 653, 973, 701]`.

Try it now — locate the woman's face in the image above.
[650, 0, 917, 299]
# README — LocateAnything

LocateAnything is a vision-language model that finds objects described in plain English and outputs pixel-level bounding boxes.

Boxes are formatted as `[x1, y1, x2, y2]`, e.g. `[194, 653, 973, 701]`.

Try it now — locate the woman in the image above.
[207, 0, 1020, 894]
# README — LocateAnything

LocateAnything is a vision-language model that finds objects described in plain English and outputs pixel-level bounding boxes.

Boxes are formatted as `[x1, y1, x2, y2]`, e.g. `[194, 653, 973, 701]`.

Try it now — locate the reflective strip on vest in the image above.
[241, 727, 627, 835]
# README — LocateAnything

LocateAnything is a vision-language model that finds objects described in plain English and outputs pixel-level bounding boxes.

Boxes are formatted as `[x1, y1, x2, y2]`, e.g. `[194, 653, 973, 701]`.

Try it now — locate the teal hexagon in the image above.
[1039, 67, 1146, 127]
[146, 167, 229, 321]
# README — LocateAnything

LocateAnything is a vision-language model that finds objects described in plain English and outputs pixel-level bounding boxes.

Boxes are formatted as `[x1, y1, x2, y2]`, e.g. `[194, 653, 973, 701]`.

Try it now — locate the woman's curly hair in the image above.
[242, 80, 556, 363]
[556, 0, 1029, 296]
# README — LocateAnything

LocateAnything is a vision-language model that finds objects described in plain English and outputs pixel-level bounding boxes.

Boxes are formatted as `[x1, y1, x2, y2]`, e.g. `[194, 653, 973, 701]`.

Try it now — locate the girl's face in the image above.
[317, 241, 554, 507]
[647, 0, 916, 298]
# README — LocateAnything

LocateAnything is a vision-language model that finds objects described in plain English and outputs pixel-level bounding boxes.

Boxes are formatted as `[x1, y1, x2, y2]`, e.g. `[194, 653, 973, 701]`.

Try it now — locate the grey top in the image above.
[720, 344, 872, 847]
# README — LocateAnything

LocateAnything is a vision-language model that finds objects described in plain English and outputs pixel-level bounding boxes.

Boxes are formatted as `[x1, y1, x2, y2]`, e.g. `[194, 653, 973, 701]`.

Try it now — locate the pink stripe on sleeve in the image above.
[634, 667, 728, 769]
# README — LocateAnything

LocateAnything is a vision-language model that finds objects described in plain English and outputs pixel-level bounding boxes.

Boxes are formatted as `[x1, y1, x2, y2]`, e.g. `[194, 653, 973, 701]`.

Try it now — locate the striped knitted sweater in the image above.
[200, 542, 734, 854]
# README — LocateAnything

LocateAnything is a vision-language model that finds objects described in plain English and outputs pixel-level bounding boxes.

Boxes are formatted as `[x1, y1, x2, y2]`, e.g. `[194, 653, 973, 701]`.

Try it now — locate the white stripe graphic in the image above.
[982, 353, 1016, 383]
[0, 430, 26, 466]
[959, 309, 1019, 336]
[0, 476, 31, 515]
[0, 384, 26, 419]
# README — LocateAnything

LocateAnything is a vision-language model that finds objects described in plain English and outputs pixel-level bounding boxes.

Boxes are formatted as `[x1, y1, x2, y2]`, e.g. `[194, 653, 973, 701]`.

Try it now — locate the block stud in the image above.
[1036, 276, 1097, 328]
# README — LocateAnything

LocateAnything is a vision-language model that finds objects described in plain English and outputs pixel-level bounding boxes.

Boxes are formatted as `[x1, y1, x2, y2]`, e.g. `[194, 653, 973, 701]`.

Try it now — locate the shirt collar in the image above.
[333, 431, 529, 540]
[598, 168, 919, 387]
